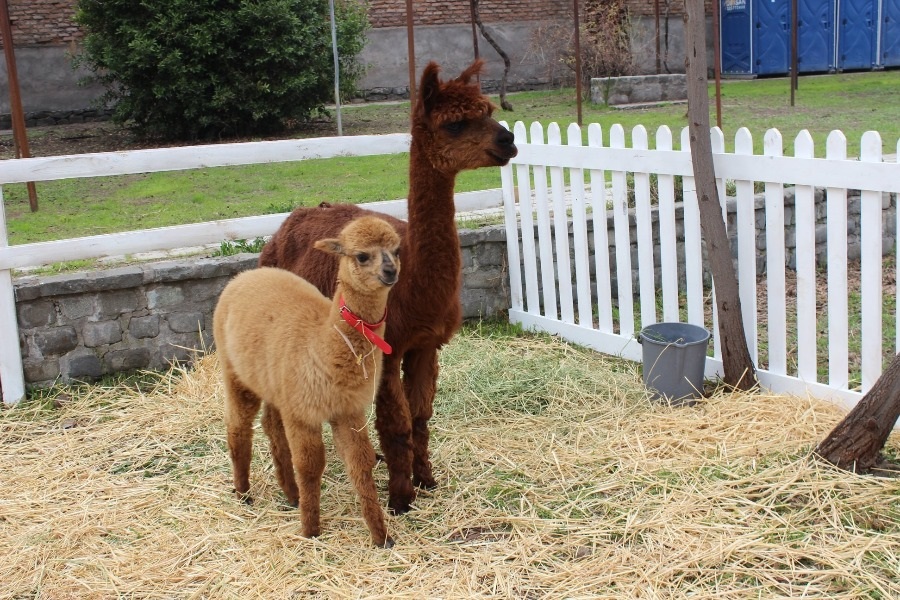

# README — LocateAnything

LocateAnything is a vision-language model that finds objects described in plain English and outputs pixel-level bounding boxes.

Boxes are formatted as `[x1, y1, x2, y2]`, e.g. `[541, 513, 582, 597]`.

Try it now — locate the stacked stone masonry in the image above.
[15, 227, 510, 389]
[590, 74, 687, 106]
[0, 108, 113, 130]
[14, 190, 895, 391]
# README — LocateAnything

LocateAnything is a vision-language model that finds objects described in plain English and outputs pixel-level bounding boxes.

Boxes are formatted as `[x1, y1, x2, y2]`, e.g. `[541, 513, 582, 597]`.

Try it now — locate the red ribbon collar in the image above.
[338, 296, 392, 355]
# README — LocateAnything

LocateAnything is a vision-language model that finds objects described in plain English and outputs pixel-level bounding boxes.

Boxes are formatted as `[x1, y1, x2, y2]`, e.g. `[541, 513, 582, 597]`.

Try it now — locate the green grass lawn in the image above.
[3, 70, 900, 245]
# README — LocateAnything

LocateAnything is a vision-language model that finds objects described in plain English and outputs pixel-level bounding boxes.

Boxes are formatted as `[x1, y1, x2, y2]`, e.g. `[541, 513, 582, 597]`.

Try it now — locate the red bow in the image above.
[338, 297, 392, 355]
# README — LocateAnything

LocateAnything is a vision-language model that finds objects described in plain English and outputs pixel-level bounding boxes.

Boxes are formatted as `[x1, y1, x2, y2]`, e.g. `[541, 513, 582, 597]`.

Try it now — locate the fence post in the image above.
[0, 189, 25, 404]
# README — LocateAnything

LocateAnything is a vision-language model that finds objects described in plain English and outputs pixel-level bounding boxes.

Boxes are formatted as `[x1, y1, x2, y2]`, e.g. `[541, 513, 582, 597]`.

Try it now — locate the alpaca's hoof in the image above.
[388, 500, 414, 515]
[414, 474, 437, 490]
[378, 536, 395, 549]
[233, 489, 253, 505]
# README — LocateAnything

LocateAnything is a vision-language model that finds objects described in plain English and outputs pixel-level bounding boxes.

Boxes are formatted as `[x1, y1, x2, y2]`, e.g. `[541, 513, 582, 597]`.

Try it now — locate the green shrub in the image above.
[74, 0, 369, 140]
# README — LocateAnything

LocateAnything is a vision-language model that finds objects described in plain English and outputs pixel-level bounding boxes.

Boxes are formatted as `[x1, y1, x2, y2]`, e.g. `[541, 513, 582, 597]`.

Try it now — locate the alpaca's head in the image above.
[412, 60, 518, 174]
[314, 216, 401, 294]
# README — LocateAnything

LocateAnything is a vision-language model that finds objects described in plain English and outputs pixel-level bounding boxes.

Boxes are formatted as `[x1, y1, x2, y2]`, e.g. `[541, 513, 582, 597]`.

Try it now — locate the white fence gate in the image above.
[500, 120, 900, 414]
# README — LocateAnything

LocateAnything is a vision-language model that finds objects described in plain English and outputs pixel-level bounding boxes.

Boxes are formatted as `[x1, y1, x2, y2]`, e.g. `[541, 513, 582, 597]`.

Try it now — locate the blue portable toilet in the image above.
[754, 0, 791, 75]
[881, 0, 900, 67]
[720, 0, 882, 75]
[797, 0, 836, 72]
[837, 0, 878, 69]
[721, 0, 753, 74]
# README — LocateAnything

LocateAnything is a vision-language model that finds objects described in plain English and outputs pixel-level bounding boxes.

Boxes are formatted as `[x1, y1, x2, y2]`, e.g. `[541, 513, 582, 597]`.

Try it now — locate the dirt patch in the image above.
[1, 121, 157, 158]
[1, 104, 408, 159]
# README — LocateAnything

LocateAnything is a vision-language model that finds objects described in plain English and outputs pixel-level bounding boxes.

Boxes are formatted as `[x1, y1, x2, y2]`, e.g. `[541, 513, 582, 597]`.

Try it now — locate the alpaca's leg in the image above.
[402, 348, 439, 490]
[261, 404, 299, 506]
[284, 420, 326, 538]
[223, 370, 262, 502]
[373, 353, 416, 514]
[331, 415, 394, 548]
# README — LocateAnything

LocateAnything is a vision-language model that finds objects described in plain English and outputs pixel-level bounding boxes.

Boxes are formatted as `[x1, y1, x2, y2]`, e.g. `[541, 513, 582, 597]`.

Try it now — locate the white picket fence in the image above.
[0, 134, 505, 404]
[499, 121, 900, 414]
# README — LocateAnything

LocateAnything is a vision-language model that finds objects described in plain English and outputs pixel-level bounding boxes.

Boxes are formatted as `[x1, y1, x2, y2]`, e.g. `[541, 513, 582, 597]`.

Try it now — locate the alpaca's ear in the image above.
[314, 239, 343, 256]
[419, 61, 441, 115]
[457, 59, 484, 84]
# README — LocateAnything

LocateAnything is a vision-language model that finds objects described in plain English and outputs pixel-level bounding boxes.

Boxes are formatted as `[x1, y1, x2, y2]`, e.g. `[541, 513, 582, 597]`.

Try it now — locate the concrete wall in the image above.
[2, 20, 566, 124]
[358, 22, 566, 99]
[1, 3, 718, 123]
[628, 15, 688, 75]
[627, 14, 718, 76]
[0, 45, 111, 126]
[4, 16, 702, 123]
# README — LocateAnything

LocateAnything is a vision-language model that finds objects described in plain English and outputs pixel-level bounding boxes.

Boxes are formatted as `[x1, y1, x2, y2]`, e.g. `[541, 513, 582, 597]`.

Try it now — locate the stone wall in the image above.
[14, 226, 509, 390]
[590, 74, 687, 106]
[16, 256, 255, 386]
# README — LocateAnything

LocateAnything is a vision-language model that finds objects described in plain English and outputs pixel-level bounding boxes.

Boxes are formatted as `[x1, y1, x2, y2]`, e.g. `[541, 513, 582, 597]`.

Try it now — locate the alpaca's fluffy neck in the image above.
[333, 283, 389, 327]
[314, 283, 387, 386]
[404, 136, 461, 285]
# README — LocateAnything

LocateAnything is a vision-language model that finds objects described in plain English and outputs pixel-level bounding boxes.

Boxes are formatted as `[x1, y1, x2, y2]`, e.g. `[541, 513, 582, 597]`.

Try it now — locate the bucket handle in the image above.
[638, 331, 689, 347]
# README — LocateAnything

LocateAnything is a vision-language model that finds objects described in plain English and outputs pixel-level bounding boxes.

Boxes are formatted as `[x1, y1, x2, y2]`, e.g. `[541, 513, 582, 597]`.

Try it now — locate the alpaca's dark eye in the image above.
[443, 121, 466, 135]
[356, 253, 370, 264]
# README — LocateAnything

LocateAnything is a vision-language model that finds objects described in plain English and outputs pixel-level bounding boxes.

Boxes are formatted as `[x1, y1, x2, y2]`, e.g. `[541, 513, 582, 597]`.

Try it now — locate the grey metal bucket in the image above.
[638, 322, 711, 403]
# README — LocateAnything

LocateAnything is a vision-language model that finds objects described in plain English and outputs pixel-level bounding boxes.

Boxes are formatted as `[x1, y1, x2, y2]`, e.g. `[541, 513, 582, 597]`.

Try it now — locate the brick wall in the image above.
[1, 0, 81, 47]
[8, 0, 580, 47]
[2, 0, 719, 48]
[367, 0, 571, 29]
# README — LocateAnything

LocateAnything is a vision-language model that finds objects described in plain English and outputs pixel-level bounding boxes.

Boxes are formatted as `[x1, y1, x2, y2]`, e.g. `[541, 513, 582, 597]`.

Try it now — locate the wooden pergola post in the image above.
[0, 0, 37, 211]
[405, 0, 416, 121]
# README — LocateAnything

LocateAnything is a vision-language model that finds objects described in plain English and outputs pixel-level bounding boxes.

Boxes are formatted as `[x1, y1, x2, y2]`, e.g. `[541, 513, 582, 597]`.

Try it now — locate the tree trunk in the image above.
[816, 353, 900, 473]
[472, 0, 513, 111]
[683, 0, 757, 391]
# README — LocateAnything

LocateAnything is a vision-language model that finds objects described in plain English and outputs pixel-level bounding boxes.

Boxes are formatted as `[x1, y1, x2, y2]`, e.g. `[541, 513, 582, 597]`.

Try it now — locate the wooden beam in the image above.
[0, 0, 37, 211]
[405, 0, 416, 121]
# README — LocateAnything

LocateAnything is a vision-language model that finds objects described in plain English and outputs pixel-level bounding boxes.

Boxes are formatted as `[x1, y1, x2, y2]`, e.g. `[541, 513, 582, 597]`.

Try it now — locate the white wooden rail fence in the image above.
[0, 134, 506, 404]
[500, 121, 900, 415]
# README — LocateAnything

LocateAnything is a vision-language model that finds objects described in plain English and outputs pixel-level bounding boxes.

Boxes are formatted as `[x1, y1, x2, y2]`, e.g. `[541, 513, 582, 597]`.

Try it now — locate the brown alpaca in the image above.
[214, 216, 401, 548]
[258, 60, 518, 513]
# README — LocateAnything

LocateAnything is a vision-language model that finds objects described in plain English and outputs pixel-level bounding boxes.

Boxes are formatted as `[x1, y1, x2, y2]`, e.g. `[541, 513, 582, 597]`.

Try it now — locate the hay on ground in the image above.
[1, 326, 898, 599]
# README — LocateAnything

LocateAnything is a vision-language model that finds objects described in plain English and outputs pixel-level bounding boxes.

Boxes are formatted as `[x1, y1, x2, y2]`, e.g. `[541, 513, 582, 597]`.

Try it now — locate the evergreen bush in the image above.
[74, 0, 369, 140]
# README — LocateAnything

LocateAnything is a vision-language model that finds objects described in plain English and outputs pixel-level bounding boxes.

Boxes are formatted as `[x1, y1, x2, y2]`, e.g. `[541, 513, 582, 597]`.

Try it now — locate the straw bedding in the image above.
[2, 325, 898, 599]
